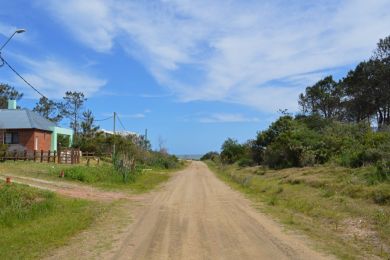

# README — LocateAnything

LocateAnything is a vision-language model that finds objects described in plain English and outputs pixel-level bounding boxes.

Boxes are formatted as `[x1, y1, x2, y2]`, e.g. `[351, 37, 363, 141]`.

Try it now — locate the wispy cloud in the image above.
[0, 22, 15, 37]
[0, 22, 29, 45]
[199, 113, 259, 123]
[8, 54, 106, 99]
[120, 113, 145, 119]
[103, 109, 151, 119]
[42, 0, 390, 112]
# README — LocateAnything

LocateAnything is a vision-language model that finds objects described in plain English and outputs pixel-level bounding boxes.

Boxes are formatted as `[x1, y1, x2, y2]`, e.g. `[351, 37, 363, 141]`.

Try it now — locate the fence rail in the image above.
[0, 147, 81, 164]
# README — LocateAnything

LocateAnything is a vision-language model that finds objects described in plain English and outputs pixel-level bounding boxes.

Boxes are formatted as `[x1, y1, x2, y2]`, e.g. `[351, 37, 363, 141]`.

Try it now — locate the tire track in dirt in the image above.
[4, 162, 334, 259]
[0, 174, 132, 201]
[110, 161, 333, 260]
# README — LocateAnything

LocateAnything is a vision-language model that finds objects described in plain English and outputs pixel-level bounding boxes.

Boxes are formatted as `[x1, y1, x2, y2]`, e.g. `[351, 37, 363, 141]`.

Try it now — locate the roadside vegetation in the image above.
[203, 35, 390, 259]
[207, 162, 389, 259]
[0, 181, 103, 259]
[1, 80, 184, 190]
[0, 157, 184, 193]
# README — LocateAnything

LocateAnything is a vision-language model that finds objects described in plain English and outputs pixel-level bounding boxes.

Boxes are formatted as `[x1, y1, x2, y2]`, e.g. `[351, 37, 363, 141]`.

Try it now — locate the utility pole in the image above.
[113, 112, 116, 156]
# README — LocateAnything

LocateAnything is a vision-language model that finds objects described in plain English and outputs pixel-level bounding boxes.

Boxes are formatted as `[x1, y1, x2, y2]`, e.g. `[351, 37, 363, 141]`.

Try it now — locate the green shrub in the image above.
[371, 189, 390, 205]
[237, 158, 254, 167]
[146, 152, 180, 169]
[0, 144, 7, 158]
[200, 151, 220, 162]
[374, 160, 390, 182]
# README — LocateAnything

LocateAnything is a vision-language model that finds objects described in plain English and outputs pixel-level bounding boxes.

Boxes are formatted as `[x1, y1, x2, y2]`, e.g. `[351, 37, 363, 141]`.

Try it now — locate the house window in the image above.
[4, 132, 19, 144]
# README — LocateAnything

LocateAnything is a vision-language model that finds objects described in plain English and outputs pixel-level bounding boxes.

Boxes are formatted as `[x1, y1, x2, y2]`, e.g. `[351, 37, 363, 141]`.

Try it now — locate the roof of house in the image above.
[0, 109, 56, 131]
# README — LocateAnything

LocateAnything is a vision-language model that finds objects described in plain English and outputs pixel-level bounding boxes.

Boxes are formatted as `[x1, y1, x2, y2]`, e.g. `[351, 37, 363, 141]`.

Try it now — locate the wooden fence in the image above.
[0, 147, 81, 164]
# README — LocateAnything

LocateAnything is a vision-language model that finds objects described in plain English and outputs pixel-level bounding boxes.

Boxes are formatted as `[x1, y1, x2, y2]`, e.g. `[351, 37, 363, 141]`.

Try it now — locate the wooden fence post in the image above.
[47, 150, 51, 163]
[71, 149, 74, 164]
[33, 150, 37, 162]
[53, 151, 56, 163]
[40, 150, 44, 163]
[58, 145, 61, 164]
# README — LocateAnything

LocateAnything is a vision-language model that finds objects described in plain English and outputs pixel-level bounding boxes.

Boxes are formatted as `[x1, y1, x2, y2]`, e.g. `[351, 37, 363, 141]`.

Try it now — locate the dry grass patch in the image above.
[207, 162, 390, 259]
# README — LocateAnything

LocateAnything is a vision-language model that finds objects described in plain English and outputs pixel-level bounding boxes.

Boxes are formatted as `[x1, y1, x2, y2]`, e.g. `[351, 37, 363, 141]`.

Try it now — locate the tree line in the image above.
[203, 35, 390, 180]
[0, 87, 150, 153]
[299, 36, 390, 128]
[1, 86, 181, 174]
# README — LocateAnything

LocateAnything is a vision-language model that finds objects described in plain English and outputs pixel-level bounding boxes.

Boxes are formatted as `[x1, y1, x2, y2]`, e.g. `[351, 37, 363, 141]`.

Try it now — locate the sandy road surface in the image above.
[0, 174, 130, 201]
[111, 161, 330, 260]
[23, 161, 332, 259]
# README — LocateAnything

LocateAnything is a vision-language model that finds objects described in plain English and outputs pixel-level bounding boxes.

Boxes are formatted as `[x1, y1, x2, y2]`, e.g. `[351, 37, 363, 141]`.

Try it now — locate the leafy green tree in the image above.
[298, 76, 343, 119]
[343, 59, 390, 127]
[256, 115, 294, 147]
[0, 83, 23, 109]
[220, 138, 245, 164]
[33, 96, 63, 123]
[342, 61, 377, 123]
[80, 110, 99, 139]
[60, 91, 87, 140]
[372, 35, 390, 127]
[373, 35, 390, 62]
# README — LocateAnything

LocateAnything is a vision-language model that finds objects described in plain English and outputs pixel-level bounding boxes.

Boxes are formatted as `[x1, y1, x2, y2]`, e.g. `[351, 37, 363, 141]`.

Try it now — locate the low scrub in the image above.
[207, 161, 390, 259]
[211, 112, 390, 170]
[0, 182, 100, 259]
[0, 161, 184, 192]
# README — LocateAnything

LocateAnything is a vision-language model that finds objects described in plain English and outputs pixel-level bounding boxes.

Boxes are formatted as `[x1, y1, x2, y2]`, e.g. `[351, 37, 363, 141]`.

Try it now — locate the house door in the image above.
[35, 137, 38, 150]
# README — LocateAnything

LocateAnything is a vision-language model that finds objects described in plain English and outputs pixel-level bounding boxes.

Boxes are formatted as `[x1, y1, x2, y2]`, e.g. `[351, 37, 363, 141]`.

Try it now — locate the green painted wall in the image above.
[49, 126, 73, 151]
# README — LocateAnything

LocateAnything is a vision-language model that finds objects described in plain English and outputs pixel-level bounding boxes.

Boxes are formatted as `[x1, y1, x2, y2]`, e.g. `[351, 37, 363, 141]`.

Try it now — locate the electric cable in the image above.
[0, 56, 46, 98]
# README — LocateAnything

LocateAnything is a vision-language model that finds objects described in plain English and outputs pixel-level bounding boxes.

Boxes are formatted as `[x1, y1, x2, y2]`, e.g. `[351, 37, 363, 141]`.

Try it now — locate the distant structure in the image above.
[100, 129, 139, 137]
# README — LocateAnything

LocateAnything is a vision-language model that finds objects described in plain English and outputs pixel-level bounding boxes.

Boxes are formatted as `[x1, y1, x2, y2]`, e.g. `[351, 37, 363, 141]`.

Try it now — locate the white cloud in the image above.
[10, 55, 106, 99]
[103, 110, 150, 119]
[119, 113, 145, 119]
[197, 113, 259, 123]
[42, 0, 390, 112]
[0, 23, 15, 37]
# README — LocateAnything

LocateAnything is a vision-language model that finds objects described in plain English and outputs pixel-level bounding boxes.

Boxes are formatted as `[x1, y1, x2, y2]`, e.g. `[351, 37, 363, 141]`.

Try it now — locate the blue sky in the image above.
[0, 0, 389, 155]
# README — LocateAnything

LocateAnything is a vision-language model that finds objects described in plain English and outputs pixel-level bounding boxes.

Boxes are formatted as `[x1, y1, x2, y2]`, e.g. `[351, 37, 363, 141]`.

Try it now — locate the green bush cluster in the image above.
[57, 152, 180, 185]
[200, 151, 220, 162]
[207, 115, 389, 182]
[145, 152, 180, 169]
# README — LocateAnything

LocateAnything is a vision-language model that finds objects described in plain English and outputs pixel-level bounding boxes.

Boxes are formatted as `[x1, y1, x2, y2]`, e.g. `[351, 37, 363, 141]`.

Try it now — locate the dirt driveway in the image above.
[22, 161, 331, 259]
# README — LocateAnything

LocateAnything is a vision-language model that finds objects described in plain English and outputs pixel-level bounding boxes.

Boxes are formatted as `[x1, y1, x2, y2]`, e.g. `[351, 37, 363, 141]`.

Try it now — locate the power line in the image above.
[116, 114, 127, 131]
[0, 56, 46, 98]
[95, 116, 113, 122]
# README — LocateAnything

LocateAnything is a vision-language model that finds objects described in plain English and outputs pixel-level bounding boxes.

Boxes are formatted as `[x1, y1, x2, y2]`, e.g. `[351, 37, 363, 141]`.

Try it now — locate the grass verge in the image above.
[206, 161, 390, 259]
[0, 160, 187, 193]
[0, 181, 104, 259]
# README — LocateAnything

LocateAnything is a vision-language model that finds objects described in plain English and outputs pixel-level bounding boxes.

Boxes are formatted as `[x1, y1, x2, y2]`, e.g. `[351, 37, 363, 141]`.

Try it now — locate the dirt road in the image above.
[113, 161, 330, 260]
[44, 161, 331, 259]
[0, 174, 130, 201]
